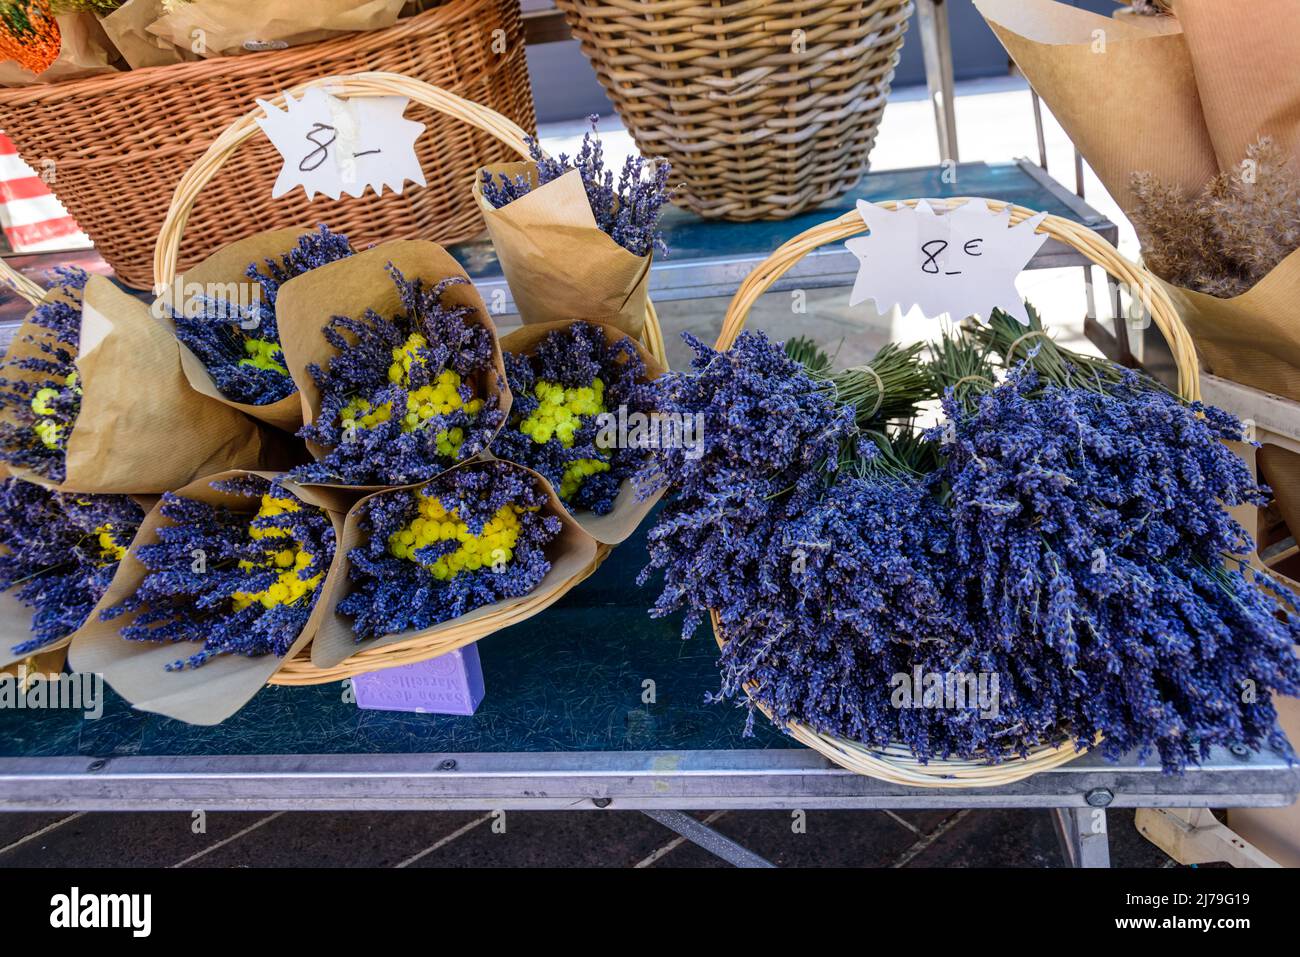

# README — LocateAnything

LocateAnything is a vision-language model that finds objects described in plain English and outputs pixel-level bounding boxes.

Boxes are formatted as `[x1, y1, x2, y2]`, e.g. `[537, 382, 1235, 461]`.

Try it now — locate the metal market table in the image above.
[1, 159, 1295, 868]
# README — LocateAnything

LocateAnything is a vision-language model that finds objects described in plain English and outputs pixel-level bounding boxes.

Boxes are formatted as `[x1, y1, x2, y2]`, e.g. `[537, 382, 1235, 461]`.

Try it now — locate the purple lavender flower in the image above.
[339, 461, 562, 640]
[292, 265, 505, 487]
[0, 477, 143, 656]
[492, 321, 655, 515]
[0, 268, 88, 482]
[100, 475, 335, 670]
[171, 225, 354, 406]
[639, 327, 1300, 774]
[480, 117, 672, 258]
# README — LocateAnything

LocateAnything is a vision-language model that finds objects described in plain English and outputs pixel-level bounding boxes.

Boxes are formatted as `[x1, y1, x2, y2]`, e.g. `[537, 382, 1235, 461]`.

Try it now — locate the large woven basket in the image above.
[150, 72, 665, 685]
[0, 0, 534, 291]
[714, 197, 1201, 786]
[555, 0, 913, 221]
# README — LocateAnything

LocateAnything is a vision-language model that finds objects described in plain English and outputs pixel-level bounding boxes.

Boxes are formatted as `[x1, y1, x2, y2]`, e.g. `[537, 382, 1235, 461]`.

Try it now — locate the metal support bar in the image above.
[1052, 807, 1111, 868]
[917, 0, 960, 164]
[642, 810, 775, 868]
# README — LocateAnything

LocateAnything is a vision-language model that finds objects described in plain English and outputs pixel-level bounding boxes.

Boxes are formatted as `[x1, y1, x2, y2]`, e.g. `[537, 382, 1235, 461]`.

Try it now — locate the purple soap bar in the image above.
[352, 644, 485, 715]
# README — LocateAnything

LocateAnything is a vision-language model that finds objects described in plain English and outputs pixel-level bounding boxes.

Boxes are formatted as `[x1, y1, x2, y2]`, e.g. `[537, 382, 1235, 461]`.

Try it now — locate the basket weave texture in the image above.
[555, 0, 913, 221]
[713, 198, 1201, 786]
[0, 0, 535, 290]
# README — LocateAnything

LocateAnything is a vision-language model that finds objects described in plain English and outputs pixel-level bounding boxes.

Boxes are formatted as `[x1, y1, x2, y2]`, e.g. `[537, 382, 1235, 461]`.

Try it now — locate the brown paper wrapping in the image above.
[276, 239, 511, 491]
[496, 320, 665, 545]
[0, 645, 66, 684]
[309, 461, 598, 670]
[1, 276, 285, 494]
[146, 0, 406, 58]
[1175, 0, 1300, 174]
[473, 164, 652, 339]
[67, 471, 352, 726]
[0, 13, 118, 87]
[159, 225, 321, 433]
[1155, 250, 1300, 402]
[975, 0, 1217, 211]
[98, 0, 198, 70]
[0, 493, 158, 670]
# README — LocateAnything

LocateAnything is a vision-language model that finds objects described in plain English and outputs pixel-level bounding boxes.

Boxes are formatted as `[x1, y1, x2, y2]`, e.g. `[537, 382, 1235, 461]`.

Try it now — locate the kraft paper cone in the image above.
[474, 164, 652, 339]
[67, 471, 352, 726]
[309, 461, 598, 670]
[2, 275, 285, 494]
[496, 320, 665, 545]
[158, 225, 322, 433]
[276, 240, 511, 492]
[0, 492, 158, 670]
[1176, 0, 1300, 173]
[1156, 248, 1300, 402]
[98, 0, 199, 69]
[146, 0, 405, 58]
[976, 0, 1217, 213]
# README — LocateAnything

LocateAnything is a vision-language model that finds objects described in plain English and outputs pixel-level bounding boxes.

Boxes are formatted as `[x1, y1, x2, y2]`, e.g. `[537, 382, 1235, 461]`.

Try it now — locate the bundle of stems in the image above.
[973, 304, 1170, 397]
[926, 325, 997, 410]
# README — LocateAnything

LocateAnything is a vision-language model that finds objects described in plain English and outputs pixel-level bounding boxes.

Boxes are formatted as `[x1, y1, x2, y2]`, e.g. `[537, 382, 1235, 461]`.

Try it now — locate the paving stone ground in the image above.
[0, 807, 1176, 868]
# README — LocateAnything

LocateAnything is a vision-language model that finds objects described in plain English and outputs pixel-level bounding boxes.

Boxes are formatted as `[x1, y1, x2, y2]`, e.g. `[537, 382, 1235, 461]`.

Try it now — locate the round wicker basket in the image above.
[712, 197, 1200, 786]
[0, 0, 534, 291]
[555, 0, 913, 221]
[114, 72, 661, 686]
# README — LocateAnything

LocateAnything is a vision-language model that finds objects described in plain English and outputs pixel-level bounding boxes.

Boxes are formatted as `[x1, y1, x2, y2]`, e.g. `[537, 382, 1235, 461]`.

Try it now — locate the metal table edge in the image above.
[0, 749, 1293, 812]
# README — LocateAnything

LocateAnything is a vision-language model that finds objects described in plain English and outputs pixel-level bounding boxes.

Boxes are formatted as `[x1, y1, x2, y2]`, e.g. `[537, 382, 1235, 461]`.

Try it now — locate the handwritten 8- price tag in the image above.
[255, 87, 427, 201]
[845, 199, 1048, 326]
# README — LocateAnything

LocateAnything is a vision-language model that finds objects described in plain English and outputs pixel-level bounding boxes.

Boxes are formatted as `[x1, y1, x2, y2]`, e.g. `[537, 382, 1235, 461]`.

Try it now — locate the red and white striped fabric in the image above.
[0, 133, 90, 253]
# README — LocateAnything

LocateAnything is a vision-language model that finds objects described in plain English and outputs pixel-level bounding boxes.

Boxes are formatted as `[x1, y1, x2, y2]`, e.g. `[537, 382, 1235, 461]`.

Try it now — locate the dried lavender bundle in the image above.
[340, 462, 561, 640]
[293, 266, 504, 487]
[100, 476, 335, 671]
[1132, 137, 1300, 298]
[0, 478, 143, 656]
[0, 267, 88, 483]
[479, 116, 672, 258]
[172, 225, 354, 406]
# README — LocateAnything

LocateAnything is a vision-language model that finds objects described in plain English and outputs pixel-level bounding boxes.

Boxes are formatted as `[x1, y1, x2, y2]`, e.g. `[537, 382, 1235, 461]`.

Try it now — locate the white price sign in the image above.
[255, 87, 427, 201]
[845, 199, 1049, 326]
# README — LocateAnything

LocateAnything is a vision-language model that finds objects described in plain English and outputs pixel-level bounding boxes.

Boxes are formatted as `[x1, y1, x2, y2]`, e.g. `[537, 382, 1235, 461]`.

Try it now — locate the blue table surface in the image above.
[0, 509, 793, 759]
[450, 161, 1095, 278]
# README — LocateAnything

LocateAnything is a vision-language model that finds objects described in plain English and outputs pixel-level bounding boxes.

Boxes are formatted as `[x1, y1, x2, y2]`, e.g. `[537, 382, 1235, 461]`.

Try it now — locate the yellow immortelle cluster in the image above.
[239, 338, 288, 375]
[30, 371, 79, 449]
[520, 378, 610, 498]
[387, 491, 525, 581]
[338, 333, 484, 458]
[94, 523, 127, 564]
[232, 493, 322, 611]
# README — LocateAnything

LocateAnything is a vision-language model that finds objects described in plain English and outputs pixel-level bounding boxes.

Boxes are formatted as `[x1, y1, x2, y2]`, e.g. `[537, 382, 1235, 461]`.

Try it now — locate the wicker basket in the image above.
[555, 0, 913, 221]
[0, 0, 534, 291]
[714, 197, 1201, 786]
[149, 72, 666, 685]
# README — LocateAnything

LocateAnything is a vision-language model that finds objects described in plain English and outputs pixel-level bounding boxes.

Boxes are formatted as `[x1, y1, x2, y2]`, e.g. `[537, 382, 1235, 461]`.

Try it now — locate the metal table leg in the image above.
[1052, 807, 1112, 868]
[917, 0, 960, 164]
[642, 810, 776, 868]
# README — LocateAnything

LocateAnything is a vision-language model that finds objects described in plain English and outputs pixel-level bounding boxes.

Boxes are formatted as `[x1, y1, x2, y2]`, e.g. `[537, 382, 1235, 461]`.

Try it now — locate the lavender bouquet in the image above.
[492, 322, 656, 515]
[640, 323, 1300, 773]
[0, 477, 144, 658]
[480, 117, 671, 259]
[340, 462, 561, 641]
[171, 225, 353, 406]
[0, 268, 88, 483]
[101, 475, 335, 670]
[292, 266, 504, 487]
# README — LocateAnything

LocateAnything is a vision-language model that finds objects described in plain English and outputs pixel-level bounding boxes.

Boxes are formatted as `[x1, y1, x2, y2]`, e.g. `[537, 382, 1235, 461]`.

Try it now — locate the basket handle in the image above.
[716, 198, 1201, 403]
[0, 257, 48, 307]
[152, 71, 534, 295]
